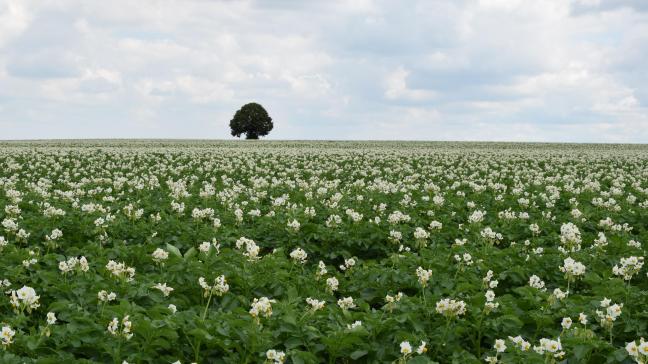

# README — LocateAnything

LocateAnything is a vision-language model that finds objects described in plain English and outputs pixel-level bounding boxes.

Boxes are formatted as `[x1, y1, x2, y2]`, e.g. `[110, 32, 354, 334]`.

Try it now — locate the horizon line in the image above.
[0, 138, 647, 146]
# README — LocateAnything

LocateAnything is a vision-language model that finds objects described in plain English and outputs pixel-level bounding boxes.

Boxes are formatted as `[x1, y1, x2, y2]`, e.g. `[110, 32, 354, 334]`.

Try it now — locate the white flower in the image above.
[534, 338, 562, 355]
[386, 292, 404, 304]
[152, 248, 169, 263]
[198, 242, 211, 253]
[413, 227, 430, 241]
[347, 320, 362, 330]
[105, 260, 135, 282]
[389, 230, 403, 242]
[98, 290, 117, 302]
[559, 257, 586, 279]
[559, 222, 582, 252]
[485, 290, 496, 302]
[235, 237, 261, 261]
[250, 297, 275, 320]
[612, 256, 644, 281]
[340, 257, 356, 271]
[468, 210, 486, 224]
[199, 276, 229, 297]
[494, 339, 507, 353]
[400, 341, 412, 355]
[289, 247, 308, 264]
[429, 220, 442, 230]
[107, 315, 133, 340]
[152, 282, 174, 296]
[508, 335, 530, 351]
[416, 267, 433, 287]
[1, 326, 15, 347]
[337, 296, 356, 310]
[316, 261, 327, 278]
[626, 340, 639, 357]
[480, 227, 503, 244]
[552, 288, 567, 301]
[435, 298, 467, 318]
[326, 277, 339, 292]
[47, 312, 57, 325]
[597, 298, 623, 329]
[287, 219, 300, 232]
[10, 286, 40, 313]
[416, 341, 427, 354]
[168, 304, 177, 314]
[305, 297, 326, 311]
[638, 339, 648, 356]
[601, 297, 612, 307]
[266, 349, 286, 364]
[561, 317, 572, 330]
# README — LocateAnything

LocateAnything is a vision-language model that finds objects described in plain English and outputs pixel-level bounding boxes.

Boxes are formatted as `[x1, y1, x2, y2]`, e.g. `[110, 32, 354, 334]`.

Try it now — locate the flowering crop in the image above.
[0, 140, 647, 362]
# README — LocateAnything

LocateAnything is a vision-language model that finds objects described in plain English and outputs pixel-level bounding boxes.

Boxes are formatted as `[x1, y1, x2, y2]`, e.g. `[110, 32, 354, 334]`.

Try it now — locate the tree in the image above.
[229, 102, 273, 139]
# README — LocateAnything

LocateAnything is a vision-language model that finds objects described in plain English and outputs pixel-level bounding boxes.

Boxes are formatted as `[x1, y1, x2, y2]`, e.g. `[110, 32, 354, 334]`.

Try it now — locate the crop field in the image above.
[1, 140, 648, 364]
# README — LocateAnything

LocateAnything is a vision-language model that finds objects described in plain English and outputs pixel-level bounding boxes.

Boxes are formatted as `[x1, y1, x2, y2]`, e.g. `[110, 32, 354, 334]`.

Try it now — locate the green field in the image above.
[1, 141, 647, 363]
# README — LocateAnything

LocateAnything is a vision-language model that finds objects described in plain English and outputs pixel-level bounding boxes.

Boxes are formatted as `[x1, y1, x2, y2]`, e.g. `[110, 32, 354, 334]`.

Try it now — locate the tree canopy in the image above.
[229, 103, 273, 139]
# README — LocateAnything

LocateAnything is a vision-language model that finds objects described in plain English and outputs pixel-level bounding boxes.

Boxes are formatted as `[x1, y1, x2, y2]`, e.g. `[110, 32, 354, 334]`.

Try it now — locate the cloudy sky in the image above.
[1, 0, 647, 142]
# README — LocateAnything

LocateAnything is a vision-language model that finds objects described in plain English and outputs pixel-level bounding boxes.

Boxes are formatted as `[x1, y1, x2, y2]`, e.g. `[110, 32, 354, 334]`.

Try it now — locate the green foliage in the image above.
[0, 141, 647, 363]
[229, 102, 273, 139]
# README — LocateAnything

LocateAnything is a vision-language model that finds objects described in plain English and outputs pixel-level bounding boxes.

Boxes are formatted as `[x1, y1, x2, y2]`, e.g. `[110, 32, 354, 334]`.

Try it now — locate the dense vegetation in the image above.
[1, 141, 647, 363]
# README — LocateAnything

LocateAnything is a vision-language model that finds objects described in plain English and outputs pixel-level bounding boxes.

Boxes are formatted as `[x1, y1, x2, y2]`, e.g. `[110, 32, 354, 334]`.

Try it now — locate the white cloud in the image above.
[384, 67, 436, 101]
[0, 0, 31, 47]
[0, 0, 647, 141]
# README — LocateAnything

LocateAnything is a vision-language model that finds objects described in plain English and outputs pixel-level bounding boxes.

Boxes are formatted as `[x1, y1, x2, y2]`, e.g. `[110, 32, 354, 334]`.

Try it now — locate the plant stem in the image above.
[475, 312, 484, 358]
[202, 291, 213, 321]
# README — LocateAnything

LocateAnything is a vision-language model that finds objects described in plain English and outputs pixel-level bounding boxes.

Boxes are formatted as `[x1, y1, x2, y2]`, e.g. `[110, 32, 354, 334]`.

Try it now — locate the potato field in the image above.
[1, 140, 647, 364]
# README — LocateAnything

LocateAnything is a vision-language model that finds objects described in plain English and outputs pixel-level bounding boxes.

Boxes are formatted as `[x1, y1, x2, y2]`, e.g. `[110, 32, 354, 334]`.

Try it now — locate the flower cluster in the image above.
[198, 276, 229, 297]
[435, 298, 467, 318]
[289, 247, 308, 264]
[337, 296, 356, 310]
[1, 326, 15, 348]
[559, 257, 586, 283]
[559, 222, 582, 252]
[305, 297, 325, 311]
[98, 290, 117, 302]
[59, 256, 90, 274]
[597, 298, 623, 329]
[626, 338, 648, 364]
[612, 256, 644, 281]
[151, 248, 169, 263]
[250, 297, 276, 321]
[399, 340, 427, 359]
[416, 267, 433, 288]
[107, 315, 133, 340]
[533, 338, 564, 359]
[9, 286, 40, 314]
[265, 349, 286, 364]
[105, 260, 135, 282]
[235, 237, 261, 261]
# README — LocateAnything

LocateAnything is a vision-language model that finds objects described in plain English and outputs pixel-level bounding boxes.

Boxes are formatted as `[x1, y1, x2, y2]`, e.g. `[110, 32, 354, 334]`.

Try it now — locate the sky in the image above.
[0, 0, 647, 142]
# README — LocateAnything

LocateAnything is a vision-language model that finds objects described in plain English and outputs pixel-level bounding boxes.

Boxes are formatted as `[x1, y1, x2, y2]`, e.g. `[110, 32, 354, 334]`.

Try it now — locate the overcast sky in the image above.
[1, 0, 647, 142]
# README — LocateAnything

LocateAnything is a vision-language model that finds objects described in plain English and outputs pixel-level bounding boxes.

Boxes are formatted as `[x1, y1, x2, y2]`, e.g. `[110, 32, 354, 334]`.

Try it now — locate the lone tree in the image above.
[229, 102, 273, 139]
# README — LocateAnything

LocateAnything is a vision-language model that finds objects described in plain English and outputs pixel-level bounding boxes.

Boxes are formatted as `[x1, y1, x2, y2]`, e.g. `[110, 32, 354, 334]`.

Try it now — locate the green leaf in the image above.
[184, 247, 197, 259]
[349, 350, 368, 360]
[408, 357, 438, 364]
[188, 328, 214, 341]
[165, 243, 182, 257]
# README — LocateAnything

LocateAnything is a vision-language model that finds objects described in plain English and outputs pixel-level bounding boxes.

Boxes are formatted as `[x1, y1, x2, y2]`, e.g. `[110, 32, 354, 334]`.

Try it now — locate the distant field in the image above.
[1, 141, 647, 363]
